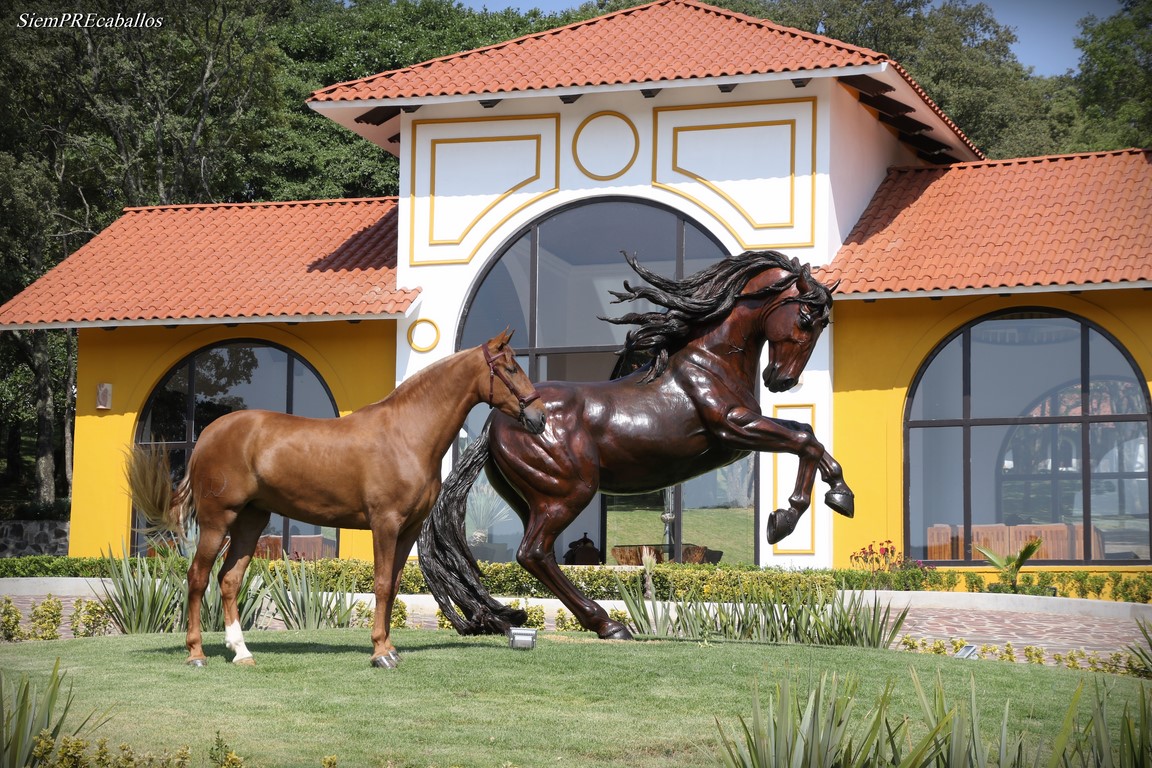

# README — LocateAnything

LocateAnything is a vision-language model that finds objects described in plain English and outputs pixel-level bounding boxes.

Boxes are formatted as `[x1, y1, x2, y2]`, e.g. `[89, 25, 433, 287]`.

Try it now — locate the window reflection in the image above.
[136, 342, 339, 559]
[458, 198, 733, 564]
[908, 312, 1150, 563]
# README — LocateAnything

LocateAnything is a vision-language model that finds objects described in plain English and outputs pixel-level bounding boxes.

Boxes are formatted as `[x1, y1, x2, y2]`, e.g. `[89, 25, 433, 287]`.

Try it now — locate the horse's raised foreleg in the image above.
[721, 410, 825, 545]
[516, 504, 633, 641]
[217, 508, 269, 665]
[818, 450, 854, 518]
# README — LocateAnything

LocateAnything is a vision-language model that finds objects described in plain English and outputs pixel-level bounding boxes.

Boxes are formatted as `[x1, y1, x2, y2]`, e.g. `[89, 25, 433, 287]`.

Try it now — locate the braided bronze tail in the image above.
[418, 419, 527, 634]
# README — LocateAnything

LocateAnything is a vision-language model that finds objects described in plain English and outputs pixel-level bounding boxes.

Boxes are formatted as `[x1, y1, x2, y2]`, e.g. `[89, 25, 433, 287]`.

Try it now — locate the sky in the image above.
[457, 0, 1122, 77]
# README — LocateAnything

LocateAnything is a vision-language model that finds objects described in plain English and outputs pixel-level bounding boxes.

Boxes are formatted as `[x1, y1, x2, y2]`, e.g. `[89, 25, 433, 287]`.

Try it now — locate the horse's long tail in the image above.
[125, 444, 194, 543]
[418, 420, 527, 635]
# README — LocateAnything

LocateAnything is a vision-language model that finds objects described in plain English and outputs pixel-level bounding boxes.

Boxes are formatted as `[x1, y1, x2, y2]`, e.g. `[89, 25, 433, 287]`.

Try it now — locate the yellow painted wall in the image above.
[831, 290, 1152, 570]
[70, 320, 397, 561]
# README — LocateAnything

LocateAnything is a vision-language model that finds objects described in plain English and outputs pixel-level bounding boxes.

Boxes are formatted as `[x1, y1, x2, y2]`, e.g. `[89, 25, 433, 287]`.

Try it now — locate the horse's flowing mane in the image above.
[604, 249, 834, 382]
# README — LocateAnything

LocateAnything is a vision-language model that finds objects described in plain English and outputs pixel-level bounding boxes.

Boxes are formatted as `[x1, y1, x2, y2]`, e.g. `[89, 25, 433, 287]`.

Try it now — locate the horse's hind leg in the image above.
[218, 507, 269, 665]
[517, 501, 633, 641]
[185, 524, 228, 667]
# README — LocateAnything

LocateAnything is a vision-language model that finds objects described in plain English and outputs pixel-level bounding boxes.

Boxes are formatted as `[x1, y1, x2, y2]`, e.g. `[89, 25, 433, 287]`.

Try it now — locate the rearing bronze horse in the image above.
[419, 250, 854, 639]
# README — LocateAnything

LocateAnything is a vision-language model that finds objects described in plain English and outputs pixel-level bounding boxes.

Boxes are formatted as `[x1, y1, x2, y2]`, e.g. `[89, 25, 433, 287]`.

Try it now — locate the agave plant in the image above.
[95, 545, 185, 634]
[0, 660, 110, 768]
[715, 673, 946, 768]
[1127, 618, 1152, 678]
[616, 565, 907, 649]
[257, 558, 355, 630]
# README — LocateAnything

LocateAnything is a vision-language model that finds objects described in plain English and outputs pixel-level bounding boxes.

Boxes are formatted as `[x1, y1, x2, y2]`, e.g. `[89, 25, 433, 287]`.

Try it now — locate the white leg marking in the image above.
[225, 620, 253, 663]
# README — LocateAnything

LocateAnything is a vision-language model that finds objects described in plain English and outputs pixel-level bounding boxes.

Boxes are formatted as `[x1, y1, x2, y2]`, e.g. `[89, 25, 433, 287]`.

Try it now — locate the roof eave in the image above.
[0, 309, 415, 332]
[310, 61, 982, 164]
[834, 281, 1152, 301]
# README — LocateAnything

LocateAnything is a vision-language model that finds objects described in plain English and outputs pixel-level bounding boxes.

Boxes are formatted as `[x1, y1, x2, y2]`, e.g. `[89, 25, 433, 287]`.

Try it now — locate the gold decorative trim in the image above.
[406, 318, 441, 352]
[771, 403, 818, 556]
[572, 111, 640, 181]
[652, 98, 817, 250]
[408, 114, 561, 266]
[671, 120, 795, 229]
[428, 135, 542, 246]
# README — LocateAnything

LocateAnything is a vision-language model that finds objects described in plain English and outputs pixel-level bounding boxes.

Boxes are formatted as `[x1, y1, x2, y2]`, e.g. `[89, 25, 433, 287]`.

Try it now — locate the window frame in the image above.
[133, 339, 339, 556]
[904, 308, 1152, 565]
[456, 197, 754, 565]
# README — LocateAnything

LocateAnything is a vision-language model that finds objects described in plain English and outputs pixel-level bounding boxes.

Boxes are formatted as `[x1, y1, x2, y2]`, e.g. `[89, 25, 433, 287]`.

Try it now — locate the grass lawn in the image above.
[1, 628, 1147, 767]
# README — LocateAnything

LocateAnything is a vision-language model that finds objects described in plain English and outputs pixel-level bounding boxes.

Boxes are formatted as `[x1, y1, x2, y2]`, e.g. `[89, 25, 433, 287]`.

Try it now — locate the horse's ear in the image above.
[494, 327, 514, 349]
[795, 262, 811, 293]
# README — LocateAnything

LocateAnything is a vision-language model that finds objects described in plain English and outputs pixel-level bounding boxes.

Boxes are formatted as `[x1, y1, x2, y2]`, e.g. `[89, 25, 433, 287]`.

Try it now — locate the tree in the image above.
[1073, 0, 1152, 150]
[0, 0, 287, 505]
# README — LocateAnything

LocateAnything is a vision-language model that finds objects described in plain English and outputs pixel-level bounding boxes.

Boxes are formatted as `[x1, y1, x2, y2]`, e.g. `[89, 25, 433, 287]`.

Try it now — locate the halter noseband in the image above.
[483, 343, 541, 419]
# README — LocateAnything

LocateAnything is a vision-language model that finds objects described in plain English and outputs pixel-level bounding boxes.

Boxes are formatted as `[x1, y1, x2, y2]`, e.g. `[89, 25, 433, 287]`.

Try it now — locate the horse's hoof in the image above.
[825, 488, 855, 518]
[766, 509, 799, 545]
[233, 656, 256, 666]
[371, 654, 399, 669]
[599, 623, 634, 641]
[187, 658, 208, 668]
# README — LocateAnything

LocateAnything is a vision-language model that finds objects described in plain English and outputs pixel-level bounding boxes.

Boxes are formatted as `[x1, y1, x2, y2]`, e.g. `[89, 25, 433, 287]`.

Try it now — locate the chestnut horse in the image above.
[128, 330, 545, 668]
[419, 251, 854, 639]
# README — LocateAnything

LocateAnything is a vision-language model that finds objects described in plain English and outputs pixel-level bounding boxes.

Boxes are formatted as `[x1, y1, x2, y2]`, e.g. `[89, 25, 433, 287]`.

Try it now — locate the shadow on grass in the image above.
[124, 631, 509, 660]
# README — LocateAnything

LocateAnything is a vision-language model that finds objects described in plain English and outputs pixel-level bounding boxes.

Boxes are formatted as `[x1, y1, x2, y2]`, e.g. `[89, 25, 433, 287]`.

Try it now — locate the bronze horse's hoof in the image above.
[825, 486, 854, 518]
[766, 508, 801, 545]
[599, 623, 634, 641]
[370, 651, 399, 669]
[187, 658, 208, 668]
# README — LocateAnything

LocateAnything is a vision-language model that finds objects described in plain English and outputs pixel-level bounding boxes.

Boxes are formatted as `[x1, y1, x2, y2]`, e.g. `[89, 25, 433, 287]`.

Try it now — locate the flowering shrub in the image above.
[840, 541, 958, 591]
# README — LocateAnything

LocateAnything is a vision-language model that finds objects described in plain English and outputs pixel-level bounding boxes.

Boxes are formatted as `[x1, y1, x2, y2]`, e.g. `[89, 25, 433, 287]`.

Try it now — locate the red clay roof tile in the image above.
[310, 0, 889, 103]
[0, 198, 418, 329]
[309, 0, 980, 159]
[825, 149, 1152, 296]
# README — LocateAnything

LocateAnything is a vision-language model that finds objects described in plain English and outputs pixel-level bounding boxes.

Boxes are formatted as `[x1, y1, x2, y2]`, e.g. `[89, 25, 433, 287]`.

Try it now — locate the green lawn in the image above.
[1, 629, 1146, 767]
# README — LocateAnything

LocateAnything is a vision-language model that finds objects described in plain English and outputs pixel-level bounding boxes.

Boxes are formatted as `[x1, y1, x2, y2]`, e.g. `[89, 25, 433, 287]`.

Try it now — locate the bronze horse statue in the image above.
[128, 330, 545, 668]
[419, 250, 853, 639]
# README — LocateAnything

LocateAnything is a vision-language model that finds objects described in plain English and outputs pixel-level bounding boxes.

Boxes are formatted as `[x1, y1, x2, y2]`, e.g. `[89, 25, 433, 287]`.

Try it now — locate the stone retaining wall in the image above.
[0, 520, 69, 557]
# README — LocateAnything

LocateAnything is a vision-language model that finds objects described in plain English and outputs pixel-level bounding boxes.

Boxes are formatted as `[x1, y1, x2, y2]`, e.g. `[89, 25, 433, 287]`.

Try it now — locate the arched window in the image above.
[906, 310, 1150, 564]
[457, 198, 758, 565]
[134, 341, 339, 559]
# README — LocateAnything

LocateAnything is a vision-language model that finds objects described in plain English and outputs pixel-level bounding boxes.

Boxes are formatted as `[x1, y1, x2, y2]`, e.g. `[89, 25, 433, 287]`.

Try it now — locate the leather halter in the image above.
[483, 343, 541, 417]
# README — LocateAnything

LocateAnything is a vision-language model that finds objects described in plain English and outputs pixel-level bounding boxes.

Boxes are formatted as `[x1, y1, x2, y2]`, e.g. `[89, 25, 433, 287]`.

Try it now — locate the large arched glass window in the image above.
[458, 198, 759, 566]
[906, 310, 1150, 564]
[134, 341, 340, 559]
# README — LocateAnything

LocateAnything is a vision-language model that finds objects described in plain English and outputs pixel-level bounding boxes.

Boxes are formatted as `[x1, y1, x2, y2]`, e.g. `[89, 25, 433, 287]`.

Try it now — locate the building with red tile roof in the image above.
[0, 198, 417, 329]
[1, 0, 1147, 578]
[828, 149, 1152, 297]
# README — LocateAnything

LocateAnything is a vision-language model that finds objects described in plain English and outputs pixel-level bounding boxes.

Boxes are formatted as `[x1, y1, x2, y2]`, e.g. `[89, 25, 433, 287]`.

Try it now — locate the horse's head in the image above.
[483, 329, 546, 434]
[740, 259, 835, 393]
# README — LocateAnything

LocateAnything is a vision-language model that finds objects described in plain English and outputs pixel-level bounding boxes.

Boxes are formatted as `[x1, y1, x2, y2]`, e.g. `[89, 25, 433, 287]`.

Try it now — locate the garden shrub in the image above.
[69, 598, 112, 638]
[28, 595, 63, 640]
[5, 554, 1150, 605]
[1, 595, 24, 641]
[0, 555, 106, 578]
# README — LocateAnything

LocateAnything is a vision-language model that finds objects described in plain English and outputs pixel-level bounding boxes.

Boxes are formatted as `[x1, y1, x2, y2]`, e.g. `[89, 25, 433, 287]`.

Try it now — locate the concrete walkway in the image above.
[3, 578, 1149, 660]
